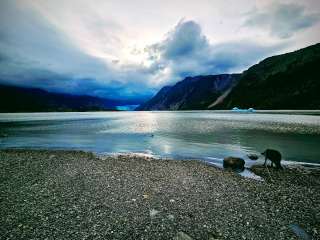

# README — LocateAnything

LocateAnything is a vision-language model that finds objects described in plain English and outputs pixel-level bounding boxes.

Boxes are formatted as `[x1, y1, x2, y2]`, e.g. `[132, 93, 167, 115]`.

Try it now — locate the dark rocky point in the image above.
[247, 154, 259, 160]
[223, 157, 245, 172]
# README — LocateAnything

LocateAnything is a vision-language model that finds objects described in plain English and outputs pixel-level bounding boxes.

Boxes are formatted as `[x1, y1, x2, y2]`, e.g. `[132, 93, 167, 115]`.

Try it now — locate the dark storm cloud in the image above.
[161, 20, 210, 60]
[244, 3, 319, 39]
[146, 20, 286, 84]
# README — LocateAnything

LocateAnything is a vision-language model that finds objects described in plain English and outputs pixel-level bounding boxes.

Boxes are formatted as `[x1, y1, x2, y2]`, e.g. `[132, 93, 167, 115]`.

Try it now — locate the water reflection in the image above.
[0, 111, 320, 164]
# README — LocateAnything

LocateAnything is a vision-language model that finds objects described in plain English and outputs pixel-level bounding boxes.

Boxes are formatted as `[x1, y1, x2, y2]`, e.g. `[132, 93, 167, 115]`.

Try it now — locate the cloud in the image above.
[0, 0, 154, 100]
[0, 1, 294, 100]
[160, 20, 210, 60]
[0, 1, 105, 80]
[145, 20, 286, 85]
[244, 3, 320, 39]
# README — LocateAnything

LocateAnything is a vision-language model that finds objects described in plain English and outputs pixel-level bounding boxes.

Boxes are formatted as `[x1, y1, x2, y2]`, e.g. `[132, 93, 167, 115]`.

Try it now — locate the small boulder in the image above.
[223, 157, 245, 172]
[247, 154, 259, 160]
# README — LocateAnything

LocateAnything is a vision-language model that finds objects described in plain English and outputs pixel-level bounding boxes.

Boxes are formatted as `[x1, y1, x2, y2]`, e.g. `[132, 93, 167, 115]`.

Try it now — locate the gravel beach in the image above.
[1, 149, 319, 240]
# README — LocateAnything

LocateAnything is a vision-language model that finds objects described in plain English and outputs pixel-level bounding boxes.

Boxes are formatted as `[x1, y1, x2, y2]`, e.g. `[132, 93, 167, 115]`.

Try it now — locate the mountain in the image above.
[0, 84, 118, 112]
[138, 43, 320, 110]
[136, 74, 240, 110]
[215, 43, 320, 110]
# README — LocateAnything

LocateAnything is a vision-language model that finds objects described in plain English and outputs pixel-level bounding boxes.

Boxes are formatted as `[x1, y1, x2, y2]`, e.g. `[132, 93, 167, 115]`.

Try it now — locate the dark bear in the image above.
[261, 149, 283, 169]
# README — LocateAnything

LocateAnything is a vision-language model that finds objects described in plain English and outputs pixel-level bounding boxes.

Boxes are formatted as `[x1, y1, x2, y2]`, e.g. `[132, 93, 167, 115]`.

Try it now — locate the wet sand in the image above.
[0, 149, 319, 239]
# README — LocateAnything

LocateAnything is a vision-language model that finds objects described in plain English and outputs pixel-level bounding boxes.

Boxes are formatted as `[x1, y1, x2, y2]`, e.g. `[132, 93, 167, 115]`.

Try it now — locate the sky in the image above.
[0, 0, 319, 101]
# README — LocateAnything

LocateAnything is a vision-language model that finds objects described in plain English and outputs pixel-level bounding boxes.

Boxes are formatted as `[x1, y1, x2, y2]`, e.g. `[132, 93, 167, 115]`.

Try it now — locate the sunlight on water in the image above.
[0, 111, 320, 164]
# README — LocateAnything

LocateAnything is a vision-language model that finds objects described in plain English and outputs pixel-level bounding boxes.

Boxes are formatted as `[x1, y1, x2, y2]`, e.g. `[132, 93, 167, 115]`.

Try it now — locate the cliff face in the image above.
[215, 43, 320, 109]
[136, 74, 240, 110]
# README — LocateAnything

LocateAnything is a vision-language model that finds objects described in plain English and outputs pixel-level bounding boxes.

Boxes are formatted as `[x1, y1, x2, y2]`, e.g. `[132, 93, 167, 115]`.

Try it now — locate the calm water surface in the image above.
[0, 111, 320, 164]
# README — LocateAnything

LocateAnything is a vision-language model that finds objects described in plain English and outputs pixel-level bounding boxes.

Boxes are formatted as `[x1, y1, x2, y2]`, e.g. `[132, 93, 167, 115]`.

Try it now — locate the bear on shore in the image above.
[262, 149, 283, 169]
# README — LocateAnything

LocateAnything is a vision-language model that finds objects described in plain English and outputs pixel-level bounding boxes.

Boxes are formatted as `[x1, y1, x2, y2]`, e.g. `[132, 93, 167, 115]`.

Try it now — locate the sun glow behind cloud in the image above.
[0, 0, 319, 100]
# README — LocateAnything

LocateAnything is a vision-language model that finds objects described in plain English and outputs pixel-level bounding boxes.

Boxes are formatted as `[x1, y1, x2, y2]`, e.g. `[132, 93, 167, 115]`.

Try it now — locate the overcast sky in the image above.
[0, 0, 319, 100]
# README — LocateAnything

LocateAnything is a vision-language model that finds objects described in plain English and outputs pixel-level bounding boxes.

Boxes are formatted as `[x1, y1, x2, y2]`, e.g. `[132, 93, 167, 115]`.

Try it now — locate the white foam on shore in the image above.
[239, 169, 263, 181]
[282, 160, 320, 167]
[205, 157, 264, 181]
[98, 151, 160, 160]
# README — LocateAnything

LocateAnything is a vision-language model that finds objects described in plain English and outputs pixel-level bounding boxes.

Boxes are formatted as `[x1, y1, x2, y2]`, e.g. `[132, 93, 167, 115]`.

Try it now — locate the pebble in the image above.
[1, 149, 319, 240]
[149, 209, 160, 218]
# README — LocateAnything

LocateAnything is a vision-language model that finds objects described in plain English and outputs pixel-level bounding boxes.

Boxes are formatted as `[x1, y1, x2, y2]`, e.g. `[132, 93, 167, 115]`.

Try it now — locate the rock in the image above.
[223, 157, 245, 172]
[247, 154, 258, 160]
[174, 231, 193, 240]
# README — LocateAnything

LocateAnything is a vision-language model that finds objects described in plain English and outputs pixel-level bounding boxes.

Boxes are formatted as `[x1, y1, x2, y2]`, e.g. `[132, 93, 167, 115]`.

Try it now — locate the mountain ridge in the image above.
[136, 74, 240, 110]
[137, 43, 320, 110]
[0, 84, 120, 112]
[216, 43, 320, 109]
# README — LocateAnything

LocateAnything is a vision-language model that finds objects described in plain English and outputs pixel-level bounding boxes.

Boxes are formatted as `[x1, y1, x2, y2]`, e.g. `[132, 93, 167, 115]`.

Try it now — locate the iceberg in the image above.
[231, 107, 256, 113]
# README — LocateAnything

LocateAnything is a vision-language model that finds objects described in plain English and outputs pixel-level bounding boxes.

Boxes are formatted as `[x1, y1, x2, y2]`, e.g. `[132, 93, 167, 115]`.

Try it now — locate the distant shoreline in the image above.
[1, 109, 320, 114]
[1, 149, 319, 239]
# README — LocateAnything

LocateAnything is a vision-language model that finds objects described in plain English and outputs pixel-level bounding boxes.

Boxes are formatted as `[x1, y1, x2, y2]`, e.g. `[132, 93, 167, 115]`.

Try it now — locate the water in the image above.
[0, 111, 320, 165]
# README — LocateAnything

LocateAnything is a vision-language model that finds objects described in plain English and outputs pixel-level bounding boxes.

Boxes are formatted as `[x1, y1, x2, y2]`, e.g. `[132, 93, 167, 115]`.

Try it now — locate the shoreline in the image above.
[1, 149, 320, 239]
[3, 147, 320, 169]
